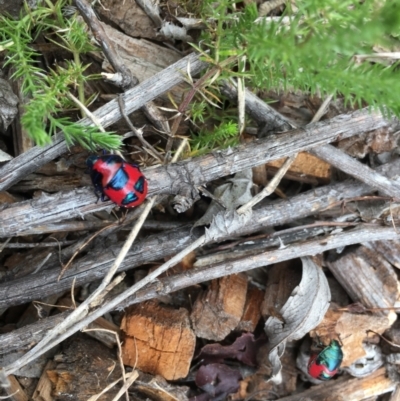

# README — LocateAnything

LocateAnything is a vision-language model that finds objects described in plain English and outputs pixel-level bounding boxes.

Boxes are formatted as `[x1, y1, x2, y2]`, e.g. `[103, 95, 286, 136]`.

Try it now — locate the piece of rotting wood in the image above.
[266, 151, 331, 184]
[326, 245, 399, 316]
[121, 301, 195, 380]
[46, 335, 122, 401]
[3, 375, 29, 401]
[191, 274, 248, 341]
[236, 285, 264, 332]
[32, 360, 55, 401]
[100, 24, 184, 100]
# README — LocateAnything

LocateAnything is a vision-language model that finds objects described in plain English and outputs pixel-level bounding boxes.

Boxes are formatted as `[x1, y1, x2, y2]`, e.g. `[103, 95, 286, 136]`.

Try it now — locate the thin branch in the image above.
[3, 224, 397, 377]
[239, 154, 296, 213]
[0, 108, 396, 238]
[311, 144, 400, 198]
[0, 52, 208, 192]
[74, 0, 137, 89]
[1, 159, 400, 310]
[117, 95, 164, 163]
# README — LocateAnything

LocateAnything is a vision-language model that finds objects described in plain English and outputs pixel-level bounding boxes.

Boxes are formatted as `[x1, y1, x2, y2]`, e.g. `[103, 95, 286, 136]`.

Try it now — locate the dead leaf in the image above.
[264, 257, 331, 383]
[204, 209, 252, 242]
[197, 333, 267, 366]
[193, 363, 242, 401]
[195, 169, 253, 227]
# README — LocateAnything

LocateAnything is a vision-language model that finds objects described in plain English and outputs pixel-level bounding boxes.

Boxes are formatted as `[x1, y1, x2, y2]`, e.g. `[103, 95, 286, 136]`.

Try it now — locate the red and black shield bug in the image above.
[308, 339, 343, 380]
[86, 155, 148, 208]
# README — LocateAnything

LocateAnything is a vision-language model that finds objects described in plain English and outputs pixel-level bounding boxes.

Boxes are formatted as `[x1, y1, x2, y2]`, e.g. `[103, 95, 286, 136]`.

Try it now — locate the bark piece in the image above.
[275, 368, 395, 401]
[261, 261, 302, 319]
[326, 245, 399, 319]
[46, 335, 122, 401]
[134, 372, 190, 401]
[3, 375, 29, 401]
[368, 239, 400, 270]
[338, 127, 400, 158]
[311, 309, 393, 367]
[237, 285, 264, 332]
[32, 360, 55, 401]
[190, 274, 248, 341]
[96, 0, 160, 40]
[100, 23, 184, 101]
[266, 151, 331, 183]
[121, 301, 195, 380]
[0, 76, 19, 133]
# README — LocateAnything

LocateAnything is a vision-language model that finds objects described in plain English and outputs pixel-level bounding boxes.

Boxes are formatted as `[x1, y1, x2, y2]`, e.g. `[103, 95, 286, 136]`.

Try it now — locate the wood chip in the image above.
[191, 274, 248, 341]
[121, 301, 195, 380]
[266, 151, 331, 183]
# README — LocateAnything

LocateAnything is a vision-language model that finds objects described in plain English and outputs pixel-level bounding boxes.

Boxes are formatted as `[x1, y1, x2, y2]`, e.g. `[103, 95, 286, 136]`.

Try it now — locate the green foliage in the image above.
[189, 0, 400, 153]
[191, 120, 239, 156]
[0, 0, 122, 150]
[197, 0, 400, 115]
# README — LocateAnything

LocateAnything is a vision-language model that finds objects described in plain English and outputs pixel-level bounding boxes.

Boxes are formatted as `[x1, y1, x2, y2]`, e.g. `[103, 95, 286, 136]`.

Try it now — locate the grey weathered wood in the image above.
[0, 312, 69, 354]
[1, 159, 399, 309]
[223, 79, 400, 198]
[0, 52, 208, 192]
[311, 144, 400, 198]
[220, 80, 294, 134]
[2, 224, 398, 356]
[0, 108, 396, 238]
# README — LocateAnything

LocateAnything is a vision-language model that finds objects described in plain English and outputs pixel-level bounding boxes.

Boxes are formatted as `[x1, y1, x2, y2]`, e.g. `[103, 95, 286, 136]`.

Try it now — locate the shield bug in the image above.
[87, 155, 148, 208]
[308, 339, 343, 380]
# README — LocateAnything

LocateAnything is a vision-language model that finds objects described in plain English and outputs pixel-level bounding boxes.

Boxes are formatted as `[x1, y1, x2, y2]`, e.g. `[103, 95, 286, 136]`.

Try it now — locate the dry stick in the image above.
[117, 96, 164, 163]
[0, 240, 76, 248]
[74, 0, 136, 90]
[2, 139, 189, 377]
[135, 0, 163, 28]
[3, 224, 397, 379]
[311, 144, 400, 198]
[58, 223, 118, 281]
[0, 53, 207, 192]
[67, 93, 103, 130]
[1, 159, 399, 312]
[227, 80, 400, 199]
[238, 154, 296, 213]
[110, 371, 139, 401]
[1, 146, 300, 376]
